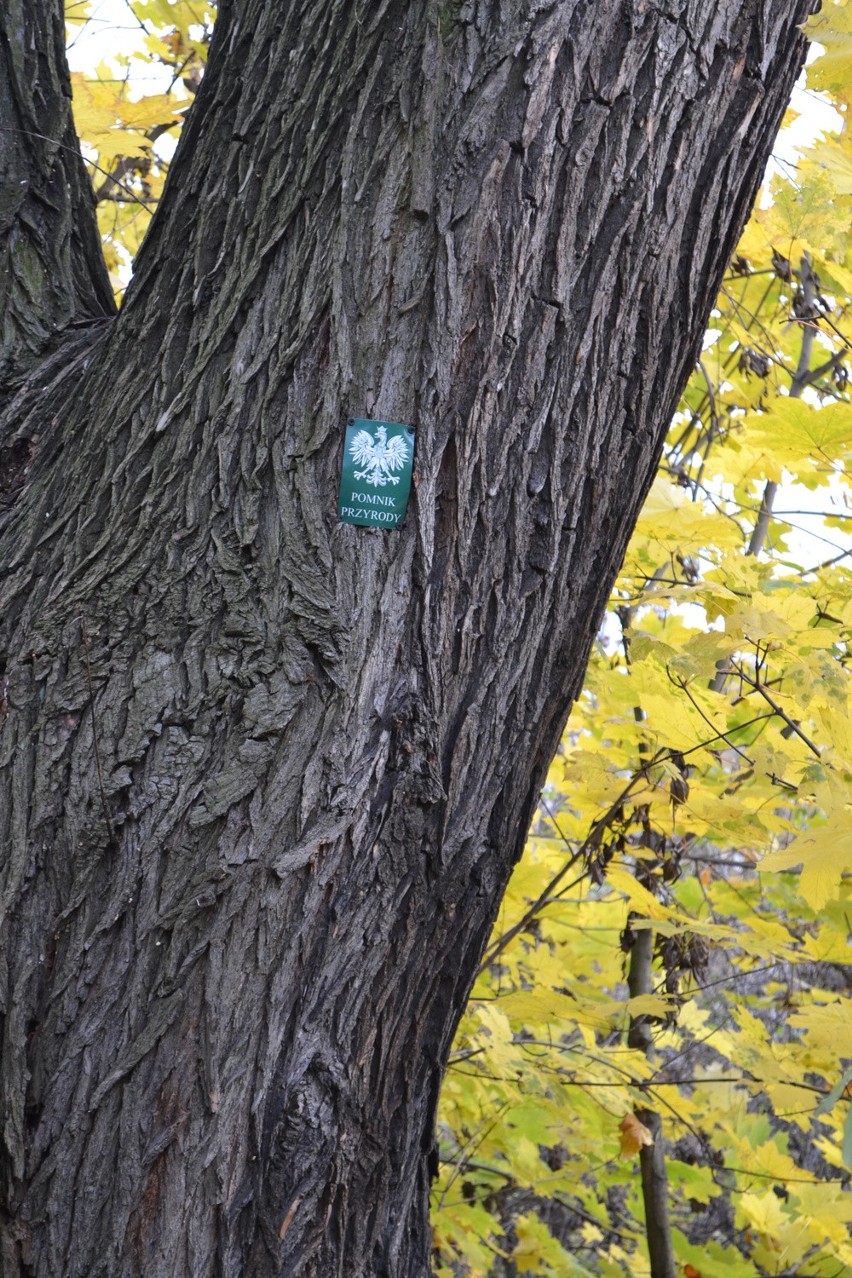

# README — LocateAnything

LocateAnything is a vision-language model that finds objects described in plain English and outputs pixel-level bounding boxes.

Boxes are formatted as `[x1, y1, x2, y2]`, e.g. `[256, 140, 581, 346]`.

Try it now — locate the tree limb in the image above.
[0, 0, 114, 391]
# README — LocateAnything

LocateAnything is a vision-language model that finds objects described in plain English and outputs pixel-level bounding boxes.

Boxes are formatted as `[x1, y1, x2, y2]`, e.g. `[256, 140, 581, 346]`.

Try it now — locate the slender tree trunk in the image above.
[628, 929, 676, 1278]
[637, 1109, 677, 1278]
[0, 1, 811, 1274]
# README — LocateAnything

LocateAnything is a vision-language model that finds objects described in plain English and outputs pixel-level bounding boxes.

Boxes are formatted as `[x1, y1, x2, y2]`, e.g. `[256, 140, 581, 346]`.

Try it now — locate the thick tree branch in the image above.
[0, 0, 114, 392]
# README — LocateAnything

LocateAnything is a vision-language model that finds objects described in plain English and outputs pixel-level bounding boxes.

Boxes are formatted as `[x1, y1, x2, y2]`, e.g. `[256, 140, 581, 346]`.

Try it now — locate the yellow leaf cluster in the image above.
[67, 0, 213, 296]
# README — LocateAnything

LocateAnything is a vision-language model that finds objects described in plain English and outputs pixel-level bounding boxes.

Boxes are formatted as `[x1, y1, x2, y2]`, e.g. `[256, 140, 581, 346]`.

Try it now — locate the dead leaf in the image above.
[618, 1112, 654, 1159]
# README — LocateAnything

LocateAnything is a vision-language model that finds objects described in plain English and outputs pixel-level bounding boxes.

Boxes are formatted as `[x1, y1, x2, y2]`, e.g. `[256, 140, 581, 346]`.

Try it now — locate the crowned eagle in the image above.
[349, 424, 410, 487]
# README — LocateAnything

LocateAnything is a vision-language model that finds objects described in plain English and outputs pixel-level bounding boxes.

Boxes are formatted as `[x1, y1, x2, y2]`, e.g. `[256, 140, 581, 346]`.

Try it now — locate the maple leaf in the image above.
[760, 815, 852, 911]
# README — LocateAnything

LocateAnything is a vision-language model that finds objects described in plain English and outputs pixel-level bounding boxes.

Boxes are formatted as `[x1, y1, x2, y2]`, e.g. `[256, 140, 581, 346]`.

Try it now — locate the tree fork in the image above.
[1, 1, 813, 1274]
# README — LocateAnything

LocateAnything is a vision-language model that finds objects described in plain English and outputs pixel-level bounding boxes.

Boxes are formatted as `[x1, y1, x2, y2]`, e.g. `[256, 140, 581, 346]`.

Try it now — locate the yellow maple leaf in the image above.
[788, 1001, 852, 1056]
[738, 1189, 789, 1242]
[626, 994, 673, 1019]
[760, 813, 852, 910]
[633, 478, 743, 552]
[807, 0, 852, 104]
[605, 865, 671, 920]
[118, 95, 183, 130]
[810, 137, 852, 198]
[743, 399, 852, 480]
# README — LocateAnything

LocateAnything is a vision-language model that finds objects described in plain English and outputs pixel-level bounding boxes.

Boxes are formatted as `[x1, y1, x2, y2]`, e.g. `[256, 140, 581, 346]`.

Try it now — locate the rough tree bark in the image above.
[0, 1, 811, 1274]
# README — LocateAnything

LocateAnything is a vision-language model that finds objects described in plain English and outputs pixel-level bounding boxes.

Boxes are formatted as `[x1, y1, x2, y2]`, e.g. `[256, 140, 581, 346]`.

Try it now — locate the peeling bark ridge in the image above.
[0, 1, 813, 1275]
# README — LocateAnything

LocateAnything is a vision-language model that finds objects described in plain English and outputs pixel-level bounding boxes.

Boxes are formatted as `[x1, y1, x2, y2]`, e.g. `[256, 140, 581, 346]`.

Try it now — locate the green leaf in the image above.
[814, 1065, 852, 1117]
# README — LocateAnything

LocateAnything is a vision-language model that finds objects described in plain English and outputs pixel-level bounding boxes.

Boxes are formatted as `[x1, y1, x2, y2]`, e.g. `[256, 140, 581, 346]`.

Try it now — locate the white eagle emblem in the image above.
[349, 424, 410, 487]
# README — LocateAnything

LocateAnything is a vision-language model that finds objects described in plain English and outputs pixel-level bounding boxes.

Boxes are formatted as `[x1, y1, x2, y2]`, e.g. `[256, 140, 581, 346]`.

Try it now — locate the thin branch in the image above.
[0, 127, 157, 210]
[477, 777, 656, 974]
[668, 669, 754, 765]
[731, 663, 822, 758]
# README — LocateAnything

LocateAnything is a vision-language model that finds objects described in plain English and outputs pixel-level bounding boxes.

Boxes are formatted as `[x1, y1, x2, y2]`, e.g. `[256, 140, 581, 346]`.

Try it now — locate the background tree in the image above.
[0, 1, 815, 1274]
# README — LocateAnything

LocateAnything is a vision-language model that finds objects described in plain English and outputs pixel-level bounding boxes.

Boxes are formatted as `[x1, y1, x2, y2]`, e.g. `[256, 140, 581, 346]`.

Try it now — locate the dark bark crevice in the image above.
[1, 1, 813, 1274]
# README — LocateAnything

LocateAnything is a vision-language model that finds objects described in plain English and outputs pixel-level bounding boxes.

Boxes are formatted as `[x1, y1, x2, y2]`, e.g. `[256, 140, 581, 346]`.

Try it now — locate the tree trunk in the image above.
[0, 1, 811, 1274]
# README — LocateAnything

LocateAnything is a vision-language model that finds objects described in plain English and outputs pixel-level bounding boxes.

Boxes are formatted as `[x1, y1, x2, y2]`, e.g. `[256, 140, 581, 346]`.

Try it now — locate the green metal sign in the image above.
[337, 418, 415, 529]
